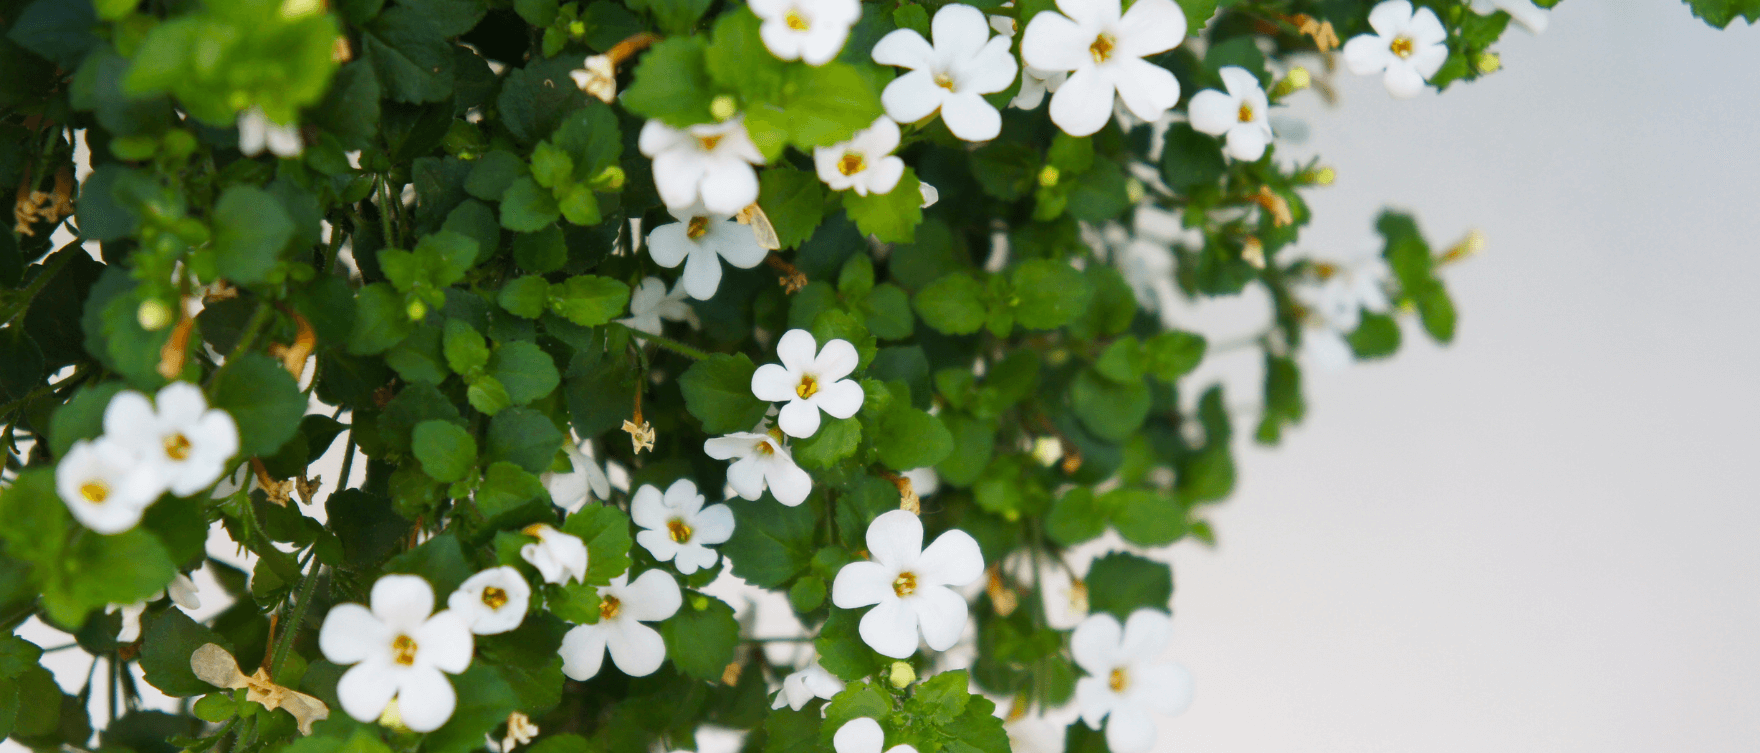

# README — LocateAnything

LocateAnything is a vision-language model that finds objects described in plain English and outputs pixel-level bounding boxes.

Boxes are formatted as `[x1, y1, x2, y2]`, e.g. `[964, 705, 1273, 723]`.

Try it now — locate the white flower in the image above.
[639, 117, 765, 215]
[1071, 609, 1193, 753]
[631, 479, 735, 575]
[771, 660, 844, 710]
[1469, 0, 1548, 33]
[1020, 0, 1186, 136]
[558, 570, 682, 680]
[318, 575, 474, 733]
[705, 423, 813, 506]
[1012, 66, 1068, 110]
[750, 329, 865, 439]
[56, 437, 160, 534]
[1188, 66, 1275, 161]
[447, 567, 532, 636]
[1295, 252, 1391, 369]
[645, 203, 770, 301]
[104, 382, 240, 497]
[902, 467, 939, 497]
[543, 440, 612, 514]
[238, 107, 303, 158]
[618, 277, 699, 336]
[110, 573, 200, 642]
[833, 717, 919, 753]
[871, 4, 1017, 142]
[814, 117, 906, 197]
[750, 0, 861, 65]
[919, 182, 939, 208]
[1341, 0, 1449, 99]
[830, 509, 984, 658]
[520, 523, 589, 585]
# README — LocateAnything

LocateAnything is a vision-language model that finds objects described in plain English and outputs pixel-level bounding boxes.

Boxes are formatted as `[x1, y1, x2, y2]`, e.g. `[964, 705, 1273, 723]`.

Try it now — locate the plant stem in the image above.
[632, 331, 710, 361]
[336, 435, 357, 493]
[0, 245, 76, 326]
[378, 175, 398, 249]
[270, 549, 321, 682]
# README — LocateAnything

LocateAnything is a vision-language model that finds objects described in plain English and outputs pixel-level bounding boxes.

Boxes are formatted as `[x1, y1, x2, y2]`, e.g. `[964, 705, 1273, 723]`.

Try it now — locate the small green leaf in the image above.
[560, 504, 634, 586]
[1011, 259, 1090, 330]
[842, 168, 922, 243]
[875, 407, 952, 471]
[660, 591, 739, 681]
[210, 353, 306, 458]
[914, 273, 986, 335]
[548, 275, 630, 327]
[498, 276, 551, 319]
[500, 177, 561, 232]
[1143, 331, 1206, 382]
[211, 186, 295, 286]
[1084, 551, 1172, 620]
[679, 353, 771, 435]
[486, 407, 565, 474]
[412, 420, 477, 483]
[488, 341, 561, 405]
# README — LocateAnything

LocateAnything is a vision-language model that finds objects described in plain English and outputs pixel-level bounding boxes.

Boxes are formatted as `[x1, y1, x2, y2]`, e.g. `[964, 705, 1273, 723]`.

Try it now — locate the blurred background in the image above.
[1154, 2, 1760, 751]
[13, 1, 1760, 752]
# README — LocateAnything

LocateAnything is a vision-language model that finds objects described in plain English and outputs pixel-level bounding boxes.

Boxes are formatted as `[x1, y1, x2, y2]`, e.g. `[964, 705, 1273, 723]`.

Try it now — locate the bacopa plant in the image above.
[0, 0, 1751, 751]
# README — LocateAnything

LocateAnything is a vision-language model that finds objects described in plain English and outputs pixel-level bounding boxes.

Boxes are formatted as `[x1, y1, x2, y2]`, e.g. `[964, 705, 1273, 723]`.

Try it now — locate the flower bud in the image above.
[1031, 437, 1064, 467]
[710, 95, 738, 122]
[407, 299, 428, 322]
[569, 20, 587, 37]
[591, 165, 626, 191]
[1125, 178, 1145, 204]
[1037, 165, 1060, 188]
[137, 299, 175, 331]
[1475, 52, 1502, 75]
[888, 661, 915, 688]
[1270, 67, 1311, 99]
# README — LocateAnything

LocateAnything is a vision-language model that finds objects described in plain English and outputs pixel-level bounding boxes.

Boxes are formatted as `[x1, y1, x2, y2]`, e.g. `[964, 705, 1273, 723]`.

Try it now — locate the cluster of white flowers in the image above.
[1295, 251, 1393, 368]
[56, 382, 239, 534]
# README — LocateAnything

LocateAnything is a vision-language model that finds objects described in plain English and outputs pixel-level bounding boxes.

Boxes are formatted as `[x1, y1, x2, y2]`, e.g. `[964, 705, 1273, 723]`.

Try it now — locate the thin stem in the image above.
[0, 245, 76, 326]
[632, 331, 710, 361]
[377, 176, 398, 249]
[270, 549, 321, 682]
[207, 301, 274, 387]
[336, 435, 357, 493]
[0, 363, 87, 419]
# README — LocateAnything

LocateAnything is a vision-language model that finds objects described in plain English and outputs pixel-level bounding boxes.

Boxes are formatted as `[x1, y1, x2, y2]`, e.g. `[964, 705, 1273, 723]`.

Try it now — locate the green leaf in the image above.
[469, 377, 515, 416]
[940, 695, 1010, 753]
[530, 142, 574, 190]
[1105, 488, 1184, 546]
[631, 0, 714, 34]
[41, 528, 175, 627]
[1069, 368, 1149, 442]
[443, 319, 490, 376]
[620, 36, 716, 128]
[1415, 282, 1457, 343]
[385, 324, 448, 384]
[908, 668, 971, 726]
[758, 169, 826, 250]
[720, 497, 816, 588]
[1011, 260, 1090, 330]
[211, 186, 294, 286]
[500, 177, 561, 232]
[1161, 122, 1226, 191]
[139, 609, 228, 697]
[1046, 487, 1106, 546]
[559, 504, 634, 587]
[498, 276, 551, 319]
[679, 353, 771, 435]
[511, 225, 568, 274]
[793, 416, 860, 469]
[467, 150, 525, 201]
[412, 420, 477, 483]
[548, 275, 630, 327]
[476, 462, 548, 521]
[363, 7, 455, 103]
[893, 3, 930, 35]
[424, 664, 518, 753]
[820, 682, 891, 743]
[1143, 331, 1206, 382]
[788, 575, 826, 612]
[48, 382, 126, 459]
[842, 168, 922, 243]
[1348, 312, 1402, 359]
[1093, 336, 1144, 384]
[348, 282, 417, 355]
[486, 408, 565, 474]
[488, 341, 561, 405]
[914, 274, 986, 335]
[875, 407, 952, 471]
[383, 533, 475, 600]
[814, 608, 883, 681]
[1084, 552, 1172, 621]
[211, 352, 306, 458]
[660, 592, 740, 681]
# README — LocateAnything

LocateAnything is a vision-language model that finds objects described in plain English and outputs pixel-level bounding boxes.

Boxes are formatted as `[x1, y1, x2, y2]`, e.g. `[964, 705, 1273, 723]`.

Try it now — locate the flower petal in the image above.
[777, 399, 823, 438]
[915, 528, 984, 587]
[394, 665, 457, 732]
[871, 28, 934, 70]
[710, 224, 770, 269]
[336, 660, 400, 722]
[930, 4, 992, 56]
[776, 328, 819, 371]
[1111, 57, 1178, 123]
[725, 456, 769, 500]
[1408, 6, 1447, 44]
[606, 620, 669, 676]
[1114, 0, 1185, 58]
[370, 575, 435, 632]
[911, 585, 969, 651]
[864, 509, 924, 567]
[651, 149, 707, 210]
[646, 222, 693, 268]
[630, 484, 669, 529]
[639, 119, 688, 157]
[1103, 703, 1158, 753]
[415, 610, 474, 673]
[766, 456, 813, 506]
[1185, 89, 1238, 136]
[102, 390, 157, 443]
[1409, 39, 1449, 79]
[1382, 61, 1427, 99]
[559, 624, 608, 680]
[812, 340, 859, 383]
[691, 503, 736, 545]
[752, 363, 801, 402]
[1367, 0, 1413, 38]
[1055, 0, 1118, 28]
[1218, 65, 1261, 99]
[811, 378, 865, 419]
[1075, 676, 1116, 729]
[699, 161, 760, 216]
[831, 560, 894, 608]
[1048, 66, 1115, 137]
[1224, 123, 1269, 161]
[1119, 609, 1171, 659]
[864, 156, 905, 196]
[1070, 612, 1123, 673]
[681, 243, 726, 300]
[637, 529, 684, 562]
[833, 717, 885, 753]
[1020, 11, 1091, 72]
[704, 433, 759, 461]
[320, 603, 388, 665]
[881, 70, 945, 126]
[1340, 34, 1393, 76]
[858, 597, 921, 658]
[622, 569, 682, 621]
[957, 35, 1018, 94]
[1131, 661, 1193, 715]
[939, 91, 1002, 141]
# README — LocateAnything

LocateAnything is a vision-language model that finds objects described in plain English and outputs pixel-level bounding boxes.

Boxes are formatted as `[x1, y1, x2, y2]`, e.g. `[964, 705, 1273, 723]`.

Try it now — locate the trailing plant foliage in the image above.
[0, 0, 1747, 751]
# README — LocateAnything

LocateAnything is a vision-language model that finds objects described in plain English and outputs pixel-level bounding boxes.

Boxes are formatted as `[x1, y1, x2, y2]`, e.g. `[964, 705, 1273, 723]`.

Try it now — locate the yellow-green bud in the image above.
[407, 299, 428, 322]
[1125, 178, 1145, 204]
[710, 95, 738, 122]
[1037, 165, 1060, 188]
[1475, 51, 1502, 75]
[1270, 67, 1311, 99]
[1301, 166, 1335, 186]
[1031, 437, 1064, 467]
[569, 20, 586, 37]
[137, 299, 175, 331]
[592, 165, 626, 191]
[888, 661, 915, 688]
[692, 595, 710, 611]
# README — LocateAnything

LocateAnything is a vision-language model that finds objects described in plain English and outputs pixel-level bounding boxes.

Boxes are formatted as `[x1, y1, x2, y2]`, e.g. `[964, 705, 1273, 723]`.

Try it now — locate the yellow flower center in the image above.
[697, 134, 724, 151]
[1389, 35, 1414, 58]
[838, 152, 866, 176]
[933, 72, 956, 91]
[687, 216, 711, 239]
[667, 518, 693, 543]
[795, 374, 818, 399]
[600, 594, 622, 620]
[1109, 667, 1128, 692]
[391, 635, 418, 666]
[164, 432, 192, 461]
[785, 9, 810, 30]
[1312, 261, 1339, 280]
[892, 571, 917, 597]
[80, 481, 109, 504]
[1089, 33, 1115, 64]
[1237, 103, 1255, 123]
[482, 586, 508, 610]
